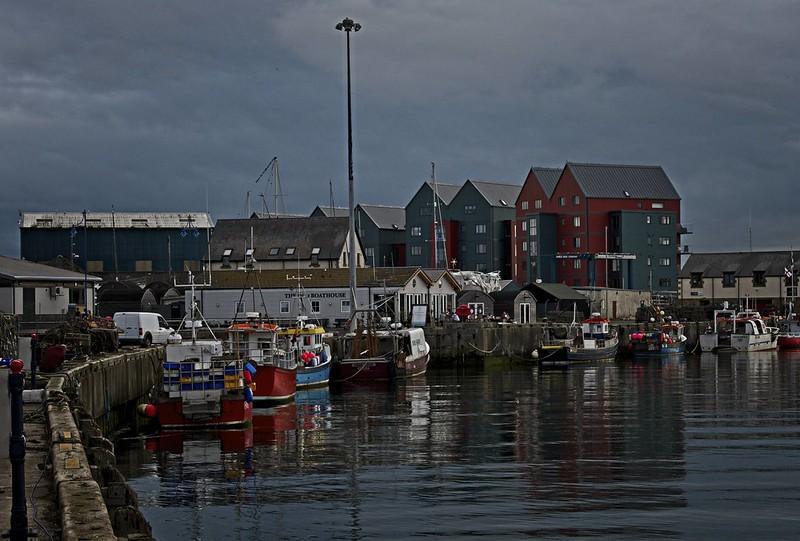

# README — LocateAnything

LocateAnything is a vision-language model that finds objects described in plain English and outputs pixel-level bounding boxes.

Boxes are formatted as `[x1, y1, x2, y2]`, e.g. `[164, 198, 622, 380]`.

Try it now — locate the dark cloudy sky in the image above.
[2, 1, 799, 257]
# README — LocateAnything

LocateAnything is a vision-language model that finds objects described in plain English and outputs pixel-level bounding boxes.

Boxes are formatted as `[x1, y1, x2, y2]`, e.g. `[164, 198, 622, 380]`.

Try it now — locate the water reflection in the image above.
[117, 355, 800, 540]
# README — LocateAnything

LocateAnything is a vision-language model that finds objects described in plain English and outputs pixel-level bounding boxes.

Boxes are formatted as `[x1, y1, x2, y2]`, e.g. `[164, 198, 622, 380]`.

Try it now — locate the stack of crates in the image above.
[162, 358, 244, 398]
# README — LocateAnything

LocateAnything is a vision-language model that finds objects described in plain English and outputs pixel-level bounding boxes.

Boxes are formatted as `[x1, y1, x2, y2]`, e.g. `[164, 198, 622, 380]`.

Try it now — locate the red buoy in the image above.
[9, 359, 23, 374]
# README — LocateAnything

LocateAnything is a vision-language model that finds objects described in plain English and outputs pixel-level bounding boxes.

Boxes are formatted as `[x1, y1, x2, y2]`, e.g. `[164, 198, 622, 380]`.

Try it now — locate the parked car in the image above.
[113, 312, 178, 347]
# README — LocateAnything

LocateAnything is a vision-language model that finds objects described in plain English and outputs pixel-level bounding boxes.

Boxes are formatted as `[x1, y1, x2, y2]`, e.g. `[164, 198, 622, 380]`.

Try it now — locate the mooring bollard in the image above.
[7, 358, 28, 541]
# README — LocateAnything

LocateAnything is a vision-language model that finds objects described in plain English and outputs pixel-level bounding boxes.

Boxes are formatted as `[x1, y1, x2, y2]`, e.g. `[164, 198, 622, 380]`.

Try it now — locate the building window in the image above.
[690, 272, 703, 288]
[574, 237, 581, 248]
[411, 226, 422, 237]
[311, 300, 320, 313]
[559, 196, 565, 207]
[561, 239, 566, 247]
[365, 247, 374, 262]
[652, 202, 664, 209]
[521, 201, 528, 210]
[530, 241, 537, 252]
[419, 205, 432, 216]
[611, 260, 620, 272]
[647, 236, 653, 246]
[280, 301, 290, 314]
[476, 243, 487, 254]
[475, 224, 487, 234]
[646, 215, 652, 224]
[464, 204, 476, 215]
[753, 271, 766, 287]
[530, 219, 536, 236]
[659, 257, 671, 267]
[341, 299, 351, 313]
[521, 221, 527, 232]
[522, 241, 527, 252]
[574, 259, 581, 269]
[311, 247, 321, 255]
[269, 247, 279, 256]
[647, 257, 652, 267]
[87, 260, 104, 272]
[135, 260, 152, 272]
[661, 216, 671, 225]
[461, 243, 467, 253]
[659, 278, 672, 287]
[535, 199, 542, 209]
[573, 195, 580, 205]
[286, 247, 296, 256]
[659, 236, 671, 246]
[573, 216, 581, 227]
[722, 272, 736, 288]
[410, 245, 422, 256]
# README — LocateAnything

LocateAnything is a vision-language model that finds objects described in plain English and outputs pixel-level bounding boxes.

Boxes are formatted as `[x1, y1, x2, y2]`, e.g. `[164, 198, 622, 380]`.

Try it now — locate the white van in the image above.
[113, 312, 177, 347]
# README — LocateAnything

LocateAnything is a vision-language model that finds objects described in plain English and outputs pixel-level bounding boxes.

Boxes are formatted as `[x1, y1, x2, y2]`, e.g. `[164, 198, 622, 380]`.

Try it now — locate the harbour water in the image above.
[116, 352, 800, 540]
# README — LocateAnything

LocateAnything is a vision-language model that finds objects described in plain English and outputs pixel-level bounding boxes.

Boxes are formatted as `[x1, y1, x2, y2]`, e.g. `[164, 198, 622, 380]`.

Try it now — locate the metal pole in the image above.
[8, 359, 28, 540]
[83, 209, 88, 313]
[336, 17, 361, 328]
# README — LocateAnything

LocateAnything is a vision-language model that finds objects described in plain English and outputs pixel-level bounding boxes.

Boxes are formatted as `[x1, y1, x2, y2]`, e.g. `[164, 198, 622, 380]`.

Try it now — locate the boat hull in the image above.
[730, 333, 778, 352]
[631, 342, 686, 358]
[777, 335, 800, 350]
[296, 359, 331, 388]
[332, 357, 394, 382]
[567, 343, 618, 361]
[156, 396, 253, 429]
[253, 365, 297, 403]
[397, 352, 429, 378]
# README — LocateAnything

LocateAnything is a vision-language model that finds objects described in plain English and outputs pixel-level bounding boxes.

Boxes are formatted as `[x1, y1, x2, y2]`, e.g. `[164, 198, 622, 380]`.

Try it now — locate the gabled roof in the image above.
[208, 267, 432, 289]
[524, 282, 587, 302]
[466, 180, 522, 208]
[565, 163, 680, 200]
[0, 255, 102, 283]
[310, 206, 349, 218]
[531, 167, 562, 198]
[424, 182, 461, 205]
[421, 269, 463, 292]
[21, 212, 213, 229]
[210, 217, 353, 262]
[357, 204, 406, 230]
[680, 251, 795, 278]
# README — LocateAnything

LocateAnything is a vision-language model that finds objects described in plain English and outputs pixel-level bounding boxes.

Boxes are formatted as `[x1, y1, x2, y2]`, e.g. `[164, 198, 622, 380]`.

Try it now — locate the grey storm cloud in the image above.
[1, 0, 799, 255]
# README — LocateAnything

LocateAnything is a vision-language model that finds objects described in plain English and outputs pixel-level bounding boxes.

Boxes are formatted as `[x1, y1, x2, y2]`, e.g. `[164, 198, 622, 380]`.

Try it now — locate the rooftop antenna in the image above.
[329, 178, 335, 213]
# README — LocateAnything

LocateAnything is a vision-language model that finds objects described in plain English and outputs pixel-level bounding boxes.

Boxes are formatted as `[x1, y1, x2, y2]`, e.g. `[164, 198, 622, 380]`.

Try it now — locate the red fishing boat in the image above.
[228, 317, 297, 403]
[140, 273, 253, 429]
[777, 319, 800, 349]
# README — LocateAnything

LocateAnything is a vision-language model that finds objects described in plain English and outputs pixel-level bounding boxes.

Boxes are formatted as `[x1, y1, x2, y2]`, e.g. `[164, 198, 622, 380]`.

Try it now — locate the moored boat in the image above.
[227, 316, 298, 403]
[332, 321, 430, 383]
[729, 310, 778, 352]
[630, 321, 687, 358]
[777, 319, 800, 350]
[536, 314, 618, 367]
[142, 273, 253, 429]
[278, 319, 332, 388]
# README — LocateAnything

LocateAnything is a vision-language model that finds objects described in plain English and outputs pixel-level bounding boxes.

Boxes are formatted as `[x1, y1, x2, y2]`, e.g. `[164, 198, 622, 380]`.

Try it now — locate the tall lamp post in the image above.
[336, 17, 361, 326]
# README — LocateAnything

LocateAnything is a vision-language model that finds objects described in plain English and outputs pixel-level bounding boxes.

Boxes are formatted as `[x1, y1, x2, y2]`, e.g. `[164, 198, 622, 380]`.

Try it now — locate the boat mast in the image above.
[431, 162, 447, 269]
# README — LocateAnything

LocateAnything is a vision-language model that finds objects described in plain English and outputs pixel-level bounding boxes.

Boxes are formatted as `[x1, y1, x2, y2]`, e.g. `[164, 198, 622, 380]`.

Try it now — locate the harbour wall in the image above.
[45, 347, 162, 540]
[426, 321, 712, 362]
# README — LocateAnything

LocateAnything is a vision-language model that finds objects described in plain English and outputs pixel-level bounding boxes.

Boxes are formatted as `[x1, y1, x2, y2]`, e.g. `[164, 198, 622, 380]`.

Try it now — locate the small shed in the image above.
[456, 289, 495, 318]
[524, 282, 589, 320]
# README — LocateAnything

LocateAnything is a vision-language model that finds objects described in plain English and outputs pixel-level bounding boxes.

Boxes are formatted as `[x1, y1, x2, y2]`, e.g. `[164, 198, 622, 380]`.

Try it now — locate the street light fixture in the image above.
[336, 17, 361, 326]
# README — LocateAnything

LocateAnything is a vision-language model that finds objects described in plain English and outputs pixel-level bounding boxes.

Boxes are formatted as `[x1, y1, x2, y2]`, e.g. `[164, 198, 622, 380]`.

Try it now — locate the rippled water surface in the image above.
[117, 352, 800, 540]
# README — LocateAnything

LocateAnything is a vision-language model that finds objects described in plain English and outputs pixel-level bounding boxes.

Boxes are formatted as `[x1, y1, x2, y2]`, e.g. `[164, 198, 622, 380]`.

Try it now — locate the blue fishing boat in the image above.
[629, 321, 687, 358]
[279, 319, 332, 389]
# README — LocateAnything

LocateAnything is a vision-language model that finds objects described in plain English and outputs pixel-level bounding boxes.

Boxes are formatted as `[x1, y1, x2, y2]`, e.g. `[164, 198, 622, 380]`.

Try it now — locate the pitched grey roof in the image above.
[210, 217, 351, 262]
[357, 204, 405, 230]
[310, 206, 349, 218]
[566, 163, 680, 200]
[532, 167, 563, 198]
[467, 180, 522, 208]
[0, 255, 102, 282]
[424, 182, 461, 205]
[524, 282, 587, 301]
[680, 251, 796, 278]
[21, 212, 213, 229]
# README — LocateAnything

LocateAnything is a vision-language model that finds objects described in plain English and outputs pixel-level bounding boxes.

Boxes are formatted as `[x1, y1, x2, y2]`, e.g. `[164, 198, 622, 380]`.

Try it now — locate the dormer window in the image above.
[269, 247, 279, 256]
[286, 247, 296, 256]
[222, 248, 232, 268]
[311, 247, 321, 255]
[245, 248, 254, 257]
[690, 272, 703, 288]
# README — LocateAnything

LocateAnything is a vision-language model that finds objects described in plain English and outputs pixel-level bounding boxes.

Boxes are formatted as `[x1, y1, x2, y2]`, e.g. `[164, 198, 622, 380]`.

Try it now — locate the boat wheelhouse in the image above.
[278, 320, 332, 388]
